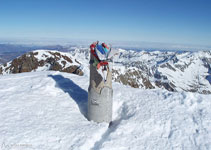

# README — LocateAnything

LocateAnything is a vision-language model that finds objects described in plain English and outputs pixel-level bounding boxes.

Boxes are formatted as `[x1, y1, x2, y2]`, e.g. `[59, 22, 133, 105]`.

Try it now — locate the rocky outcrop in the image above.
[113, 69, 154, 89]
[110, 50, 211, 94]
[0, 58, 3, 65]
[0, 50, 83, 76]
[0, 66, 2, 74]
[9, 52, 39, 73]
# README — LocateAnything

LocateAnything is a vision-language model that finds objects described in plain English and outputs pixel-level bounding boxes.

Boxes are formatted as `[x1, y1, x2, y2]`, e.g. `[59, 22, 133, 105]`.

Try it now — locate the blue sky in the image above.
[0, 0, 211, 47]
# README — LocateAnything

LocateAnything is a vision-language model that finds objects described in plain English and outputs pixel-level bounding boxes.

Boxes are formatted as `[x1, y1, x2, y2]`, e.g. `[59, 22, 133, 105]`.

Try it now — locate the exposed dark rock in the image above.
[34, 52, 39, 55]
[46, 57, 56, 65]
[49, 51, 61, 60]
[62, 55, 73, 63]
[155, 81, 176, 92]
[75, 59, 81, 65]
[160, 63, 176, 71]
[113, 69, 154, 89]
[39, 60, 45, 66]
[201, 90, 211, 94]
[50, 62, 63, 71]
[174, 64, 185, 72]
[0, 66, 2, 74]
[8, 52, 39, 73]
[142, 76, 154, 89]
[0, 51, 83, 76]
[62, 65, 83, 76]
[61, 61, 66, 67]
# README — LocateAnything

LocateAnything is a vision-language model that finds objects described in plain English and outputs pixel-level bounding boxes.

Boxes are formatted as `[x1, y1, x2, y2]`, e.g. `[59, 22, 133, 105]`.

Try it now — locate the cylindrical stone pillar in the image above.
[88, 53, 113, 123]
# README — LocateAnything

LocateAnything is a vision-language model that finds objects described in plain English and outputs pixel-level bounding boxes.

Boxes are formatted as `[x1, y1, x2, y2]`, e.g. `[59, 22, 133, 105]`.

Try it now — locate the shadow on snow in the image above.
[48, 75, 88, 119]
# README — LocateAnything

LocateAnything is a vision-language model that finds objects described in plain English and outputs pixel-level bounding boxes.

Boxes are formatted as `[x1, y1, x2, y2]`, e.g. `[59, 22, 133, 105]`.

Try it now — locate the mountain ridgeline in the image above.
[0, 49, 210, 94]
[112, 49, 211, 94]
[0, 50, 83, 76]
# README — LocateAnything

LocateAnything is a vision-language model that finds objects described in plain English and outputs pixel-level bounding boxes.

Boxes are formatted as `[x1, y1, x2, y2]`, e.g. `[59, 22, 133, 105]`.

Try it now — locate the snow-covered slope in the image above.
[0, 71, 211, 150]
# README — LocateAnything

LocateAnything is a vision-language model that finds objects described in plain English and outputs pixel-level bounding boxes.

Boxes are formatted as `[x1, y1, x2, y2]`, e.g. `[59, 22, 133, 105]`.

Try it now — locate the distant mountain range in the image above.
[0, 49, 211, 94]
[111, 49, 211, 94]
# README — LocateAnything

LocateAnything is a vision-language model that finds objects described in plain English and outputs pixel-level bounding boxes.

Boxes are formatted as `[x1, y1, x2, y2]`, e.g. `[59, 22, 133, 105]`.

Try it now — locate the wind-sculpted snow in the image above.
[0, 71, 210, 150]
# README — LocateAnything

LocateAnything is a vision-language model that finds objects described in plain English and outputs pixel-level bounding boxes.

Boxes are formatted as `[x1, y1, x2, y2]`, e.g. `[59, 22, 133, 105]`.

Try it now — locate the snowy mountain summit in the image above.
[0, 48, 211, 94]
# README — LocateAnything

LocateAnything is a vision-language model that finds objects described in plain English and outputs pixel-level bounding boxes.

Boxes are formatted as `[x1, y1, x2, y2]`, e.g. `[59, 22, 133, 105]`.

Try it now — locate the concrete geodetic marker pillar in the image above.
[88, 44, 113, 123]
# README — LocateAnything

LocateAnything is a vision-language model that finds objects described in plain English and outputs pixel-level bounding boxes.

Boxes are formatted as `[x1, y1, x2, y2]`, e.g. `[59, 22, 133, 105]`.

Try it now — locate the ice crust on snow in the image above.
[0, 71, 211, 150]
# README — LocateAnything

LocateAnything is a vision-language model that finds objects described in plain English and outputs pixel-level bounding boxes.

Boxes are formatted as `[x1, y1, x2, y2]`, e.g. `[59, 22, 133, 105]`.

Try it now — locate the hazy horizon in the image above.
[0, 37, 211, 51]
